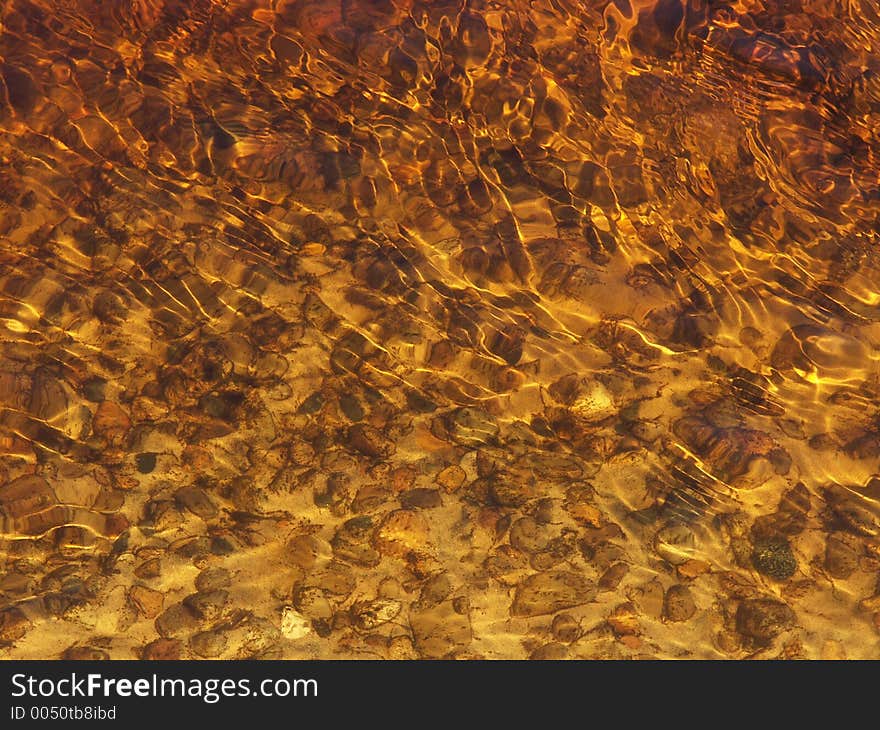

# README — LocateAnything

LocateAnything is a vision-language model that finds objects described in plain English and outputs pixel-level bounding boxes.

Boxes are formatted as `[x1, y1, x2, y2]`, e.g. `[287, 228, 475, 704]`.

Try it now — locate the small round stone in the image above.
[663, 584, 696, 622]
[136, 452, 157, 473]
[551, 612, 581, 643]
[751, 538, 797, 580]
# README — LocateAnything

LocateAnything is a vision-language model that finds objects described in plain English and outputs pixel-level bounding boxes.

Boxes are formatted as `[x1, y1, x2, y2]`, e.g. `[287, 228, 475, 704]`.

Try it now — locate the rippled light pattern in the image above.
[1, 0, 879, 659]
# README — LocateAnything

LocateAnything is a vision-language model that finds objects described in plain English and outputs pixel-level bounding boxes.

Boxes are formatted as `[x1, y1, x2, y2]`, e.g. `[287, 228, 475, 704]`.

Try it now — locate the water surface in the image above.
[1, 0, 880, 659]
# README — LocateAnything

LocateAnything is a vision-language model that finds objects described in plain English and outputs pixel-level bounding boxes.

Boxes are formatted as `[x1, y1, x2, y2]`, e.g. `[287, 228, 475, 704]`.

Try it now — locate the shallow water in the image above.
[1, 0, 880, 659]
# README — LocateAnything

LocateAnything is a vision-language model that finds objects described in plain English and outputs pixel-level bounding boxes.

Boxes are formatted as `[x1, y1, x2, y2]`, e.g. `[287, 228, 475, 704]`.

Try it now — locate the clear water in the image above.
[1, 0, 880, 659]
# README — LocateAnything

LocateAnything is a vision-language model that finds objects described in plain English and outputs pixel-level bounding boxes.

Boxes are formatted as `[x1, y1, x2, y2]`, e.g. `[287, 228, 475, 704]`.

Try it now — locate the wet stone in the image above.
[130, 585, 164, 618]
[663, 585, 697, 623]
[809, 434, 838, 451]
[551, 613, 581, 643]
[735, 599, 796, 643]
[190, 630, 227, 658]
[607, 602, 640, 636]
[350, 598, 402, 630]
[753, 484, 810, 537]
[435, 465, 467, 492]
[338, 393, 364, 421]
[332, 517, 381, 567]
[571, 380, 615, 423]
[195, 567, 232, 593]
[0, 475, 56, 519]
[598, 562, 629, 591]
[716, 630, 742, 655]
[446, 408, 500, 446]
[490, 474, 543, 508]
[173, 536, 212, 558]
[314, 472, 353, 515]
[630, 578, 665, 620]
[287, 534, 327, 571]
[824, 532, 861, 579]
[399, 488, 442, 510]
[293, 586, 333, 620]
[91, 401, 131, 441]
[530, 535, 577, 572]
[525, 453, 589, 481]
[509, 517, 548, 554]
[419, 573, 453, 607]
[825, 485, 880, 538]
[484, 545, 530, 583]
[155, 603, 200, 638]
[378, 577, 406, 600]
[174, 486, 218, 520]
[581, 540, 627, 571]
[281, 607, 312, 640]
[751, 538, 797, 581]
[717, 572, 759, 600]
[564, 495, 604, 527]
[183, 590, 230, 621]
[297, 392, 324, 415]
[136, 452, 158, 473]
[0, 606, 31, 643]
[348, 424, 395, 458]
[313, 563, 358, 597]
[82, 377, 107, 402]
[388, 635, 418, 660]
[373, 510, 431, 558]
[0, 572, 33, 596]
[352, 484, 393, 513]
[511, 570, 597, 617]
[677, 559, 711, 580]
[410, 600, 472, 658]
[211, 537, 236, 556]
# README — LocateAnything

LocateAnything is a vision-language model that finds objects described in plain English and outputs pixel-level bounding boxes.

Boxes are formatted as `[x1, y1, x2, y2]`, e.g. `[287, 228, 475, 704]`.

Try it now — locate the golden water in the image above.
[1, 0, 880, 659]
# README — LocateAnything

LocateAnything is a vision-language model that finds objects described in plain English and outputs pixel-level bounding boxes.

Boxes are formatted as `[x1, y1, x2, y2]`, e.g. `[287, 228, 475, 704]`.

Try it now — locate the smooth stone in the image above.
[511, 570, 596, 617]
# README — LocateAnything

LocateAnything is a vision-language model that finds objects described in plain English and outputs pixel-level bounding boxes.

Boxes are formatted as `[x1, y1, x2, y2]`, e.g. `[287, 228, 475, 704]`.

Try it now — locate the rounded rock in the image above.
[735, 598, 795, 642]
[663, 584, 697, 622]
[751, 538, 797, 581]
[373, 510, 431, 558]
[551, 612, 581, 643]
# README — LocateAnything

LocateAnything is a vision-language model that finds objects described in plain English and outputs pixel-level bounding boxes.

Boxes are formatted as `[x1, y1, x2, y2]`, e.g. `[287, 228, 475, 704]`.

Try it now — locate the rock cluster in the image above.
[0, 0, 878, 659]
